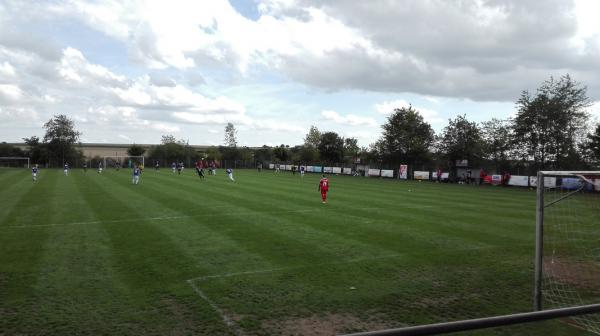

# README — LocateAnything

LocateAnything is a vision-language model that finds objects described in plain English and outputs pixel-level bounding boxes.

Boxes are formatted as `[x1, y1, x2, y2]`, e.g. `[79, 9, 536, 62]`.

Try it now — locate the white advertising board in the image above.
[306, 166, 314, 172]
[332, 167, 342, 174]
[508, 175, 529, 187]
[414, 171, 430, 180]
[269, 163, 274, 169]
[323, 167, 333, 173]
[342, 167, 352, 175]
[368, 169, 381, 177]
[529, 176, 557, 188]
[491, 175, 502, 185]
[432, 172, 449, 180]
[381, 169, 394, 178]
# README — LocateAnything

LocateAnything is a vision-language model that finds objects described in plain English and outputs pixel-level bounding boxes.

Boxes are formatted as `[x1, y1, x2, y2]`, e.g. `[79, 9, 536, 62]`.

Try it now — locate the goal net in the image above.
[0, 157, 30, 168]
[102, 156, 145, 170]
[535, 171, 600, 334]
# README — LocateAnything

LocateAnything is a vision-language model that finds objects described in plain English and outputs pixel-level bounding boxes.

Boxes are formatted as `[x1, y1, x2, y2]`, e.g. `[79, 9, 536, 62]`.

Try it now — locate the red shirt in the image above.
[319, 178, 329, 192]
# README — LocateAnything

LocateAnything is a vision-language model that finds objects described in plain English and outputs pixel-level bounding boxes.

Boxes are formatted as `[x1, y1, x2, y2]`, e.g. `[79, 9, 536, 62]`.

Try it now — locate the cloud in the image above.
[375, 99, 409, 114]
[0, 61, 15, 78]
[149, 73, 177, 87]
[0, 84, 23, 101]
[13, 0, 600, 102]
[590, 101, 600, 117]
[321, 110, 377, 126]
[374, 99, 443, 124]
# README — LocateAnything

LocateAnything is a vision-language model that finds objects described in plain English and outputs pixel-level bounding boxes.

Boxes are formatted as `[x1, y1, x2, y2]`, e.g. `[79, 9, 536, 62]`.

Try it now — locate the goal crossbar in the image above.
[0, 157, 30, 168]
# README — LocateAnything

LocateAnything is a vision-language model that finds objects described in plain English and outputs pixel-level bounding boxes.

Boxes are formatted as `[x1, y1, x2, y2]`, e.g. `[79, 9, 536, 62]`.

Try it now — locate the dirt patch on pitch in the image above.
[544, 259, 600, 291]
[160, 297, 200, 335]
[262, 312, 392, 336]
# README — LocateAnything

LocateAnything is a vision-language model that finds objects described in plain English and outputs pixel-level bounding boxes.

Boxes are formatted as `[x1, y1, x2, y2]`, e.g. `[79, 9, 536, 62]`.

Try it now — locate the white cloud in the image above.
[0, 84, 23, 101]
[375, 99, 409, 114]
[0, 61, 15, 77]
[252, 120, 304, 132]
[321, 110, 377, 126]
[590, 101, 600, 117]
[374, 99, 443, 124]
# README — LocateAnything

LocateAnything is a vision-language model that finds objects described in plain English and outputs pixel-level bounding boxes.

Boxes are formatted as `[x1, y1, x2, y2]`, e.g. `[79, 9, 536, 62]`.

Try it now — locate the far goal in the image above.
[0, 157, 30, 168]
[534, 171, 600, 334]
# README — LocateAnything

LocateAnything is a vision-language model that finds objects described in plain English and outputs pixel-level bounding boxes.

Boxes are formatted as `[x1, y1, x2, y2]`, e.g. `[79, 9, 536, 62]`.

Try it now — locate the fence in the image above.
[343, 304, 600, 336]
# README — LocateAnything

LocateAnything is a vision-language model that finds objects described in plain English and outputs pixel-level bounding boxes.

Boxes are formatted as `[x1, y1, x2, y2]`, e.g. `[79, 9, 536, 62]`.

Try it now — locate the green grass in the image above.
[0, 168, 594, 335]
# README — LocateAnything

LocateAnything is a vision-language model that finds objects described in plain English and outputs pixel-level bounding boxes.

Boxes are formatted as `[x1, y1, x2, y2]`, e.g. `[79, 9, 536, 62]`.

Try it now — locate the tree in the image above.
[161, 134, 177, 144]
[0, 142, 25, 157]
[481, 118, 512, 173]
[42, 114, 82, 166]
[343, 138, 360, 163]
[22, 136, 47, 164]
[304, 125, 321, 148]
[205, 146, 222, 161]
[148, 135, 197, 166]
[583, 124, 600, 167]
[127, 144, 146, 157]
[224, 123, 237, 147]
[298, 145, 319, 164]
[273, 144, 289, 162]
[512, 75, 591, 171]
[379, 106, 435, 169]
[254, 145, 274, 163]
[318, 132, 344, 164]
[438, 115, 484, 177]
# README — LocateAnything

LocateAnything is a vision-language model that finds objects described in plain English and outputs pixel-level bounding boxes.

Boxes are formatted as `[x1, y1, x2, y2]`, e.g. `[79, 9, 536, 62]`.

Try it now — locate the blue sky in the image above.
[0, 0, 599, 147]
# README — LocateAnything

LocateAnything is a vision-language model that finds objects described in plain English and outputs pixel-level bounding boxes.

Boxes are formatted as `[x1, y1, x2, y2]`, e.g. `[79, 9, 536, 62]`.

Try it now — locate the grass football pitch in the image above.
[0, 168, 594, 335]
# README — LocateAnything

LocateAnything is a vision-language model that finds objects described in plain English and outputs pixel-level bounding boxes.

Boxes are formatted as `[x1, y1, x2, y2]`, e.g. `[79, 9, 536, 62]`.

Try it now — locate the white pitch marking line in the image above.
[4, 206, 428, 229]
[185, 243, 526, 334]
[186, 279, 245, 336]
[185, 253, 404, 335]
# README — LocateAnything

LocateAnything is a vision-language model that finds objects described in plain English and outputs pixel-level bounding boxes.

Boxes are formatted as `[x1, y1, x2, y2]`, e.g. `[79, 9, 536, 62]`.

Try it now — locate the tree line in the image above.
[3, 74, 599, 175]
[380, 74, 599, 177]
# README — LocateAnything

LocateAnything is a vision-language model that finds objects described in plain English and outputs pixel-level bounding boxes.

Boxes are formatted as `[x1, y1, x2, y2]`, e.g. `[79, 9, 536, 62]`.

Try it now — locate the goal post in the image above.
[102, 156, 145, 169]
[534, 170, 600, 334]
[0, 157, 30, 168]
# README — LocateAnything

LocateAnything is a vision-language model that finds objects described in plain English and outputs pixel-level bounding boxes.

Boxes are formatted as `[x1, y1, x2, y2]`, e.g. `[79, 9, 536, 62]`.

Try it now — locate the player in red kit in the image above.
[318, 175, 329, 204]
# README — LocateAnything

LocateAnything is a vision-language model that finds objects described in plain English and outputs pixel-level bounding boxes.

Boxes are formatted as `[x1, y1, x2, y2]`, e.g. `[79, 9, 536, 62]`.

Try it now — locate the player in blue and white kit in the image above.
[32, 165, 38, 181]
[300, 165, 305, 177]
[63, 163, 70, 176]
[132, 165, 141, 185]
[226, 168, 235, 182]
[98, 161, 103, 174]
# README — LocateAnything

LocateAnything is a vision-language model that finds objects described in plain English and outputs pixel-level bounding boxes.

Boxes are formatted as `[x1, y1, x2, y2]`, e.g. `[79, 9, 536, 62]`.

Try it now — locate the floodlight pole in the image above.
[533, 171, 544, 311]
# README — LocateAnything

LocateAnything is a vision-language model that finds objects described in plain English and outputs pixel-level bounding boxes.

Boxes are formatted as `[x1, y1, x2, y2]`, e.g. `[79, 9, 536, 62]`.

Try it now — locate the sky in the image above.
[1, 0, 600, 147]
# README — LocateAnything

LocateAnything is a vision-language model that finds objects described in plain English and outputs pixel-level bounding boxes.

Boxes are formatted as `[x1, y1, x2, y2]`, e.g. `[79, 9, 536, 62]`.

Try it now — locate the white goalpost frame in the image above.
[102, 156, 145, 169]
[0, 156, 30, 168]
[534, 170, 600, 311]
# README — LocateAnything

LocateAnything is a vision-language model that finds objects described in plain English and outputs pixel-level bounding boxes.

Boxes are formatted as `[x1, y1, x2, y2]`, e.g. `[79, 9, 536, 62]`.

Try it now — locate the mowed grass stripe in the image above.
[147, 171, 528, 262]
[145, 171, 506, 276]
[122, 170, 369, 271]
[109, 170, 280, 276]
[75, 170, 231, 335]
[1, 169, 591, 336]
[0, 170, 39, 225]
[22, 170, 127, 334]
[0, 170, 59, 334]
[148, 171, 416, 257]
